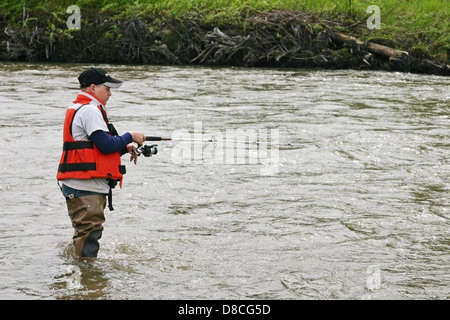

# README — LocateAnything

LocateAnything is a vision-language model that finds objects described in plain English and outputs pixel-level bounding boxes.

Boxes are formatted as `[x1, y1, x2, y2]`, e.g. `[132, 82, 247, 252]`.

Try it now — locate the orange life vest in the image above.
[57, 97, 125, 187]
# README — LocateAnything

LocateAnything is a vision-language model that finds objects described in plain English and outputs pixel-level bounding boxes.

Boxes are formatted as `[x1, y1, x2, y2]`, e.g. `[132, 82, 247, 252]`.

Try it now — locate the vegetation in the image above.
[0, 0, 448, 74]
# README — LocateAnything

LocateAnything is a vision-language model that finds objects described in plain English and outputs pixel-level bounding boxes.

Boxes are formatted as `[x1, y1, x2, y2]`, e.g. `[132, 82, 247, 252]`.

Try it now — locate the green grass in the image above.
[2, 0, 447, 19]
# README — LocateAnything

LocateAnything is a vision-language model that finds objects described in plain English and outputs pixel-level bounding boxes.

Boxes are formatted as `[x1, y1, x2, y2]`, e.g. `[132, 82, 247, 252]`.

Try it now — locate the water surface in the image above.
[0, 63, 448, 299]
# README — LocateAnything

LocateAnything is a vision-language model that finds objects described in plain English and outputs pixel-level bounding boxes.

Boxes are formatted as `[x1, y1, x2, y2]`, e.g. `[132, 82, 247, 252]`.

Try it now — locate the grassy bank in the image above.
[0, 0, 448, 74]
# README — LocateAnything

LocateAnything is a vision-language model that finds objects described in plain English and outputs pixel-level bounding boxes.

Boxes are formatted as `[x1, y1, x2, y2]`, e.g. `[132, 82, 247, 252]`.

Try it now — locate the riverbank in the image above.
[1, 1, 448, 76]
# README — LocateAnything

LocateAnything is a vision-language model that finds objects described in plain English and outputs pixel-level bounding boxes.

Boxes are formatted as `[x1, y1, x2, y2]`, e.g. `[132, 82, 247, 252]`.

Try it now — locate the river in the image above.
[0, 62, 448, 300]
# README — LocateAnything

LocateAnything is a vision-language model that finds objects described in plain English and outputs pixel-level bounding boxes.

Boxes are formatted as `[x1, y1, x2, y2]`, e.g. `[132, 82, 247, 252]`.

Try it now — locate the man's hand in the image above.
[129, 131, 146, 145]
[127, 143, 139, 164]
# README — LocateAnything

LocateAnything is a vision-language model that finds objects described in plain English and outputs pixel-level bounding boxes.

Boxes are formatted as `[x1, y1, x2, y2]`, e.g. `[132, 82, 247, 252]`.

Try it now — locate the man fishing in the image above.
[57, 67, 145, 262]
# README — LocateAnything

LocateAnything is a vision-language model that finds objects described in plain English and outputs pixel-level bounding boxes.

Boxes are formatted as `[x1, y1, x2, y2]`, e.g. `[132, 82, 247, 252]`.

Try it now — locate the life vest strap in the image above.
[58, 162, 97, 173]
[63, 141, 94, 151]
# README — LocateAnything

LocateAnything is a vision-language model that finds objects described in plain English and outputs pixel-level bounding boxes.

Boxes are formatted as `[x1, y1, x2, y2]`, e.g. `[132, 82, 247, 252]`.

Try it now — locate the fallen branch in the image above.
[333, 32, 408, 58]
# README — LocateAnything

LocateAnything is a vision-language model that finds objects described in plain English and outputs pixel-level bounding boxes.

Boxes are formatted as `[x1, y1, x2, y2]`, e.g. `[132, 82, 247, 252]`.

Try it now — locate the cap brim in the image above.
[102, 74, 123, 88]
[102, 81, 123, 88]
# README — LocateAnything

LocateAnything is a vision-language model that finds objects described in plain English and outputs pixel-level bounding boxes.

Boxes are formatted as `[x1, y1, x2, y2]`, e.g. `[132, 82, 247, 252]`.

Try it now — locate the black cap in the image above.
[78, 67, 123, 88]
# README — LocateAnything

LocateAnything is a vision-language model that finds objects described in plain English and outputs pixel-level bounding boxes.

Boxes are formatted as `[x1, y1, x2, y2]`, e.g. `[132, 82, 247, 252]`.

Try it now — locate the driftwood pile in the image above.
[191, 12, 330, 67]
[1, 10, 448, 76]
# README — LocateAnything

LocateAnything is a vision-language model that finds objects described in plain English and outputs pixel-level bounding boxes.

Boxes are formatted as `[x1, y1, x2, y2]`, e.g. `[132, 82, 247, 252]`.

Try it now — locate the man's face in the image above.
[91, 84, 112, 104]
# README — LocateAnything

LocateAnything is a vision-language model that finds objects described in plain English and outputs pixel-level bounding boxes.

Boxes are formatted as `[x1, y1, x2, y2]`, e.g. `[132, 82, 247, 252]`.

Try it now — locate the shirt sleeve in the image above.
[90, 130, 133, 154]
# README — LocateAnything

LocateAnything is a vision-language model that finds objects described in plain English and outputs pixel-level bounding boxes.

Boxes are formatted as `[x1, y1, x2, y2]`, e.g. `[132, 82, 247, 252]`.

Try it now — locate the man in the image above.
[57, 67, 145, 261]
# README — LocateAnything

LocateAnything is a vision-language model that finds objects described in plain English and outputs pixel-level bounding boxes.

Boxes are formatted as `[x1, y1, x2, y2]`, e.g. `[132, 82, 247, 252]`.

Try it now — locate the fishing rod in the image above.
[145, 136, 222, 143]
[146, 136, 296, 145]
[135, 136, 228, 157]
[145, 136, 173, 141]
[140, 136, 300, 151]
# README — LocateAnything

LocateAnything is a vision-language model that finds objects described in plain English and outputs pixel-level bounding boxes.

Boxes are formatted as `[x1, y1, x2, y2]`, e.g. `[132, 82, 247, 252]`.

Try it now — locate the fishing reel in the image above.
[136, 144, 158, 157]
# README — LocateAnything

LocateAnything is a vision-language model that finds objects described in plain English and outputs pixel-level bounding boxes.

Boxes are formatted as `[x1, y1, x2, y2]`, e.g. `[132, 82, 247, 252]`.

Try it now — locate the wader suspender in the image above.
[98, 106, 121, 211]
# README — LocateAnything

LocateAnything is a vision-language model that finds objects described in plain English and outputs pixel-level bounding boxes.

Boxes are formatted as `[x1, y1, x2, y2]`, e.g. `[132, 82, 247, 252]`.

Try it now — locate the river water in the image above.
[0, 62, 448, 300]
